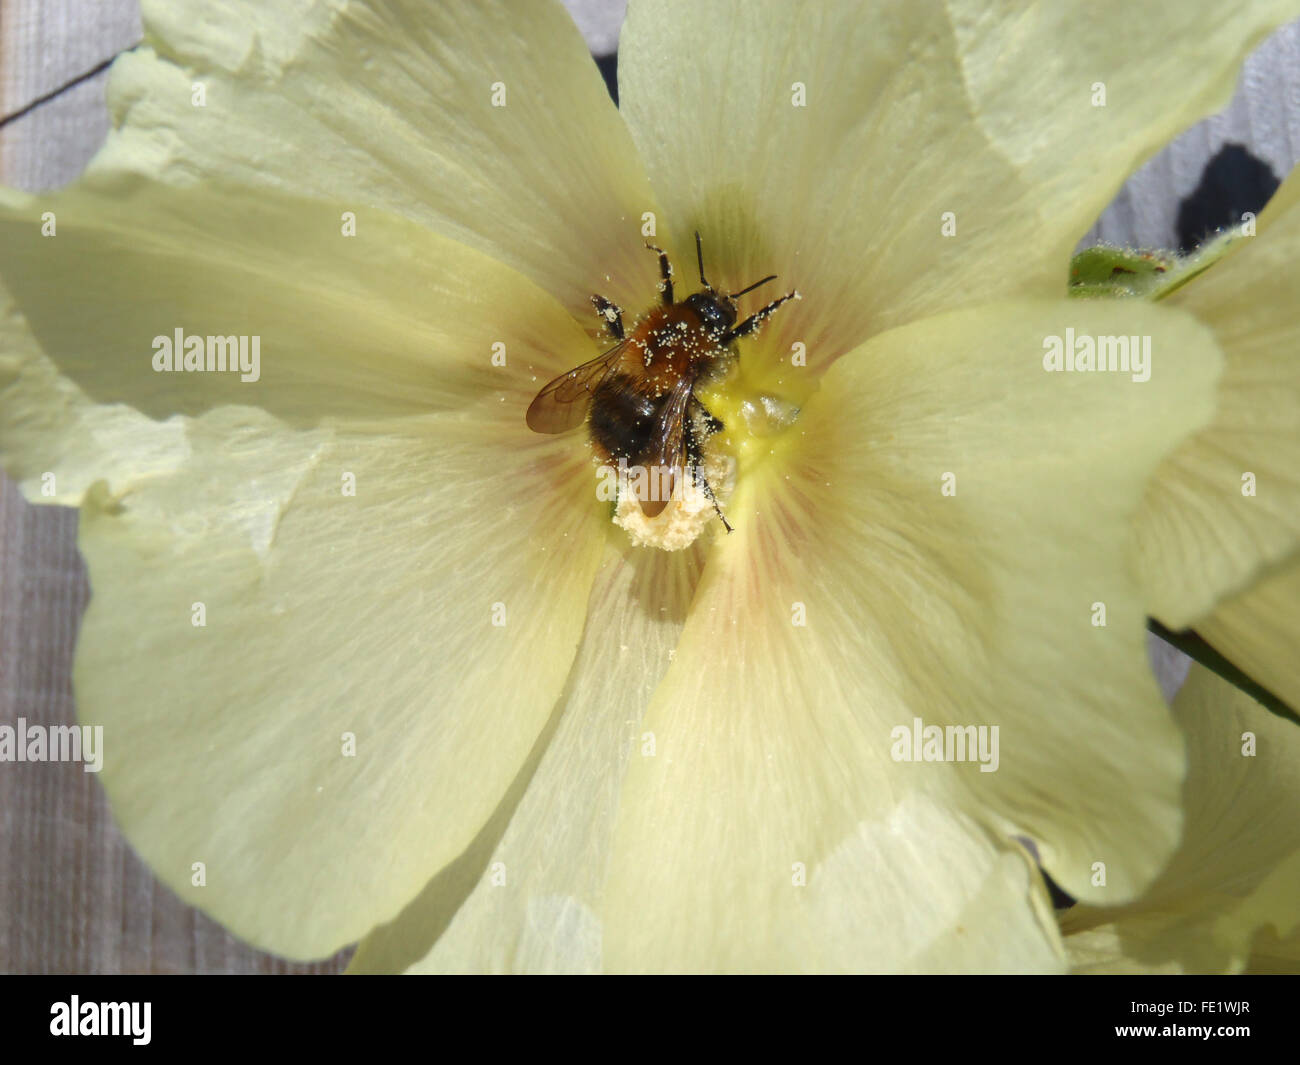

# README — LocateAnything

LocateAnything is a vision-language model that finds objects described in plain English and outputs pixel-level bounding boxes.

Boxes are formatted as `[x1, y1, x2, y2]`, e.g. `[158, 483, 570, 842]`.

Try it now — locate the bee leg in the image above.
[722, 290, 800, 342]
[591, 294, 624, 340]
[695, 467, 733, 534]
[644, 243, 674, 306]
[692, 400, 725, 436]
[685, 405, 733, 533]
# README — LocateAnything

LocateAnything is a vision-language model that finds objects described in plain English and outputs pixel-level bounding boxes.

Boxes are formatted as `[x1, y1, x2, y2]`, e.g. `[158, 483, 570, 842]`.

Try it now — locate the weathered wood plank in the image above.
[0, 0, 141, 120]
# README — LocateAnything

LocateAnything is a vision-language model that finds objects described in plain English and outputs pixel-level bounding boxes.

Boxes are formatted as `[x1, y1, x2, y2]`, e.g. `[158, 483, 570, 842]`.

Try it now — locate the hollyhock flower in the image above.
[1061, 664, 1300, 973]
[1, 0, 1294, 971]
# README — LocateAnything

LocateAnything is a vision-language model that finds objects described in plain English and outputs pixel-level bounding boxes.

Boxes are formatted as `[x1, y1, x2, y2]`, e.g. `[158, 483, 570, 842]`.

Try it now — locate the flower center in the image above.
[612, 359, 804, 551]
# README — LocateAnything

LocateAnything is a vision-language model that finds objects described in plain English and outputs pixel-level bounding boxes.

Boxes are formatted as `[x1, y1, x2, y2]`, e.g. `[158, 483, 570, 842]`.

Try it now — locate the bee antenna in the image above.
[695, 231, 711, 289]
[729, 274, 777, 299]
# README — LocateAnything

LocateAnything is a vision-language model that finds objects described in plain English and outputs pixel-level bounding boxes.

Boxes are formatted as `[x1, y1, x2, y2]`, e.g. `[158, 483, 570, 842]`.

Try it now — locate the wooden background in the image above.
[1, 1, 1297, 973]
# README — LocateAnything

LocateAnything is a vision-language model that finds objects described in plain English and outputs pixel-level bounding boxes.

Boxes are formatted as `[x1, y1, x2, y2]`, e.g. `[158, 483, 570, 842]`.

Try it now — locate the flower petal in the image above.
[1137, 170, 1300, 628]
[1197, 555, 1300, 716]
[598, 298, 1222, 972]
[618, 0, 1290, 382]
[1, 177, 616, 955]
[619, 0, 1045, 382]
[349, 538, 705, 973]
[95, 0, 661, 321]
[0, 178, 597, 499]
[943, 0, 1294, 267]
[1061, 665, 1300, 973]
[0, 289, 190, 505]
[68, 404, 605, 959]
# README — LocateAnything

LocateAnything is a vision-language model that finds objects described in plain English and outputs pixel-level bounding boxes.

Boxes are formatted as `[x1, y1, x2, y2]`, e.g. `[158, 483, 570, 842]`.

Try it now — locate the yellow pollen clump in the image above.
[613, 449, 737, 551]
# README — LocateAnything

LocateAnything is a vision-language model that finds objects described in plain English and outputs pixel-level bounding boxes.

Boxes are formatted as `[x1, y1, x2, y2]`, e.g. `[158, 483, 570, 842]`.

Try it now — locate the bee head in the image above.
[684, 291, 737, 337]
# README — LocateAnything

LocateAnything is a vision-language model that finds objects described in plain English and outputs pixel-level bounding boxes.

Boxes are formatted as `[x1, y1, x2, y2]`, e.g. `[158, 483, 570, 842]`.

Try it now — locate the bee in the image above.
[526, 233, 798, 531]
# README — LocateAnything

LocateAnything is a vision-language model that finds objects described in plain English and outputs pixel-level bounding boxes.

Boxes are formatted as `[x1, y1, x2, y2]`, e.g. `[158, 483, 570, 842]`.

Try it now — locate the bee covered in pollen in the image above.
[526, 233, 798, 536]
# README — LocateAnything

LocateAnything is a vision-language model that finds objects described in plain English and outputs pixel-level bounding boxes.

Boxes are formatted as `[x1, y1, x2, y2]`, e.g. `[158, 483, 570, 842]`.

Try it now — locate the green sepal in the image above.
[1068, 224, 1254, 302]
[1068, 245, 1177, 299]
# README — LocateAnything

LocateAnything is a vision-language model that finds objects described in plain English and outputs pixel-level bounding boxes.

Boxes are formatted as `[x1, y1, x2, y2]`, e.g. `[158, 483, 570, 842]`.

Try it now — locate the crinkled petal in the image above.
[348, 538, 705, 973]
[597, 298, 1222, 972]
[0, 291, 190, 504]
[1061, 665, 1300, 973]
[1137, 170, 1300, 627]
[94, 0, 661, 321]
[618, 0, 1291, 384]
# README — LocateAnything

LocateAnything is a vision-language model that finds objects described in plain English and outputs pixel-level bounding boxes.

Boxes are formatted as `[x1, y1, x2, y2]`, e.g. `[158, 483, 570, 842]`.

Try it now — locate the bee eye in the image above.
[693, 297, 731, 330]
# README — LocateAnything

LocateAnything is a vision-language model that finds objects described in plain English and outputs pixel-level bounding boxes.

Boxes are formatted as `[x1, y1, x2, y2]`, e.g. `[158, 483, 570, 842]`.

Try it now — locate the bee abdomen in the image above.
[589, 374, 663, 461]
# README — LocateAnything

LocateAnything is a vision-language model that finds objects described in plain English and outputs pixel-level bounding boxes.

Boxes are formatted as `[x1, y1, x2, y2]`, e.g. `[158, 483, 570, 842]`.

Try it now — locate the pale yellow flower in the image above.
[1061, 664, 1300, 973]
[0, 0, 1294, 972]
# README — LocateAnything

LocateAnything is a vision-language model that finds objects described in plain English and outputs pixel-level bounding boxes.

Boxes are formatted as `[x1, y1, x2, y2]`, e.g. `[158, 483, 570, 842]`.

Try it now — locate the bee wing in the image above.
[638, 377, 695, 518]
[526, 340, 628, 434]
